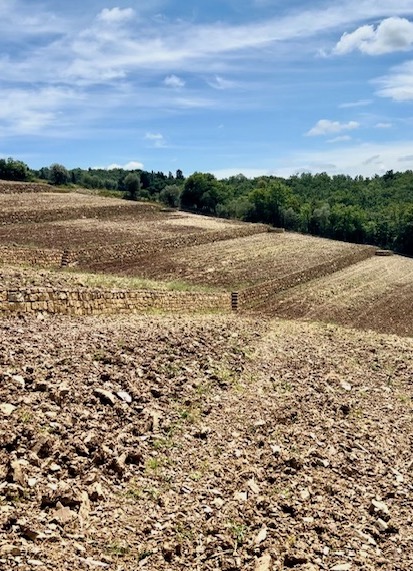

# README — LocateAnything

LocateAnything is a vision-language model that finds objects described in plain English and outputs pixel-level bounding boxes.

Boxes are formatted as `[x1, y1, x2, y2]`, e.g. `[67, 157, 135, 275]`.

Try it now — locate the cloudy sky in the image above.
[2, 0, 413, 178]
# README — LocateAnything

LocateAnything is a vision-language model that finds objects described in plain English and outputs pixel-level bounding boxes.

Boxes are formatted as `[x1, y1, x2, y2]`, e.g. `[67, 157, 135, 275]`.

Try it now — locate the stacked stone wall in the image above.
[0, 246, 74, 268]
[0, 287, 230, 315]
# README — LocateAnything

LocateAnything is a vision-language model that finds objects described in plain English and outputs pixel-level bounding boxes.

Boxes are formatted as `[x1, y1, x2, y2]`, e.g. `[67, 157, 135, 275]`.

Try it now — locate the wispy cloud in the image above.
[375, 122, 392, 128]
[327, 135, 352, 143]
[97, 7, 135, 24]
[339, 99, 372, 108]
[306, 119, 359, 136]
[399, 154, 413, 162]
[164, 74, 185, 88]
[207, 75, 237, 90]
[363, 154, 381, 165]
[5, 2, 413, 89]
[0, 86, 85, 135]
[270, 141, 413, 178]
[145, 132, 166, 148]
[375, 60, 413, 101]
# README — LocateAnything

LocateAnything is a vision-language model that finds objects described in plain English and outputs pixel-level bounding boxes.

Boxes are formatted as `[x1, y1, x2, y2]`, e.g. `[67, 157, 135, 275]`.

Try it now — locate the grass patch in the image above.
[61, 267, 220, 293]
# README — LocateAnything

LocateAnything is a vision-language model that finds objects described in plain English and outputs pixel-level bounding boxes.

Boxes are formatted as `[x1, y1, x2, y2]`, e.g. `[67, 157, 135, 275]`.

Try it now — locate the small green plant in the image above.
[144, 486, 160, 501]
[398, 393, 410, 404]
[20, 411, 32, 424]
[136, 548, 152, 562]
[125, 486, 142, 500]
[177, 406, 200, 424]
[105, 543, 130, 557]
[152, 437, 174, 450]
[287, 534, 297, 547]
[229, 521, 247, 546]
[92, 349, 106, 362]
[173, 522, 195, 543]
[145, 457, 161, 473]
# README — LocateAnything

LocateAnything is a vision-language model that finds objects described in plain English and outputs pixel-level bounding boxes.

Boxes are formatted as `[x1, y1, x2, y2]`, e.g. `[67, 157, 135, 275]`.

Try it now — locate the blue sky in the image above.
[2, 0, 413, 178]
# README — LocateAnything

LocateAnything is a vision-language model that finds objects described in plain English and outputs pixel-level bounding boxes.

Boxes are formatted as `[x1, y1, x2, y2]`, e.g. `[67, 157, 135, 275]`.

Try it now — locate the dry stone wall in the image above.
[0, 246, 74, 268]
[0, 287, 230, 315]
[237, 246, 377, 309]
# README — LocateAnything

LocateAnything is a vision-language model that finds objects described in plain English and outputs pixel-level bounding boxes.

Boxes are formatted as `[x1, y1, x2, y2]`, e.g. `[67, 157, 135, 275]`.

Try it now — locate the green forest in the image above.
[1, 156, 413, 256]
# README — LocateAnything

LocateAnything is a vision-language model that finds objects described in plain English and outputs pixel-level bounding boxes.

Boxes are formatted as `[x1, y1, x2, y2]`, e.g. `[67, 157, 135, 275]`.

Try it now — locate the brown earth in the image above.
[257, 255, 413, 337]
[0, 313, 412, 570]
[113, 233, 372, 289]
[0, 206, 246, 250]
[1, 189, 412, 570]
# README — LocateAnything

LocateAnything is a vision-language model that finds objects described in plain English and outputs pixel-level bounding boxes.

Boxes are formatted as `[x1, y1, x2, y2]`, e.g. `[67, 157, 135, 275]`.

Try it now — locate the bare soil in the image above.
[259, 255, 413, 337]
[0, 203, 246, 250]
[1, 313, 412, 570]
[119, 233, 371, 289]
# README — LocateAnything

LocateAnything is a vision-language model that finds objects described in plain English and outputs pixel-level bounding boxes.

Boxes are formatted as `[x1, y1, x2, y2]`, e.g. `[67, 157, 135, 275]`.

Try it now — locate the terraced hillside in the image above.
[0, 192, 155, 225]
[0, 186, 376, 306]
[105, 232, 375, 290]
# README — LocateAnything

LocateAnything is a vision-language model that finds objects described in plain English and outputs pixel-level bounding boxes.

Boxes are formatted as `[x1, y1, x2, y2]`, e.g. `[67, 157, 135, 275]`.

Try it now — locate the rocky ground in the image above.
[1, 313, 412, 570]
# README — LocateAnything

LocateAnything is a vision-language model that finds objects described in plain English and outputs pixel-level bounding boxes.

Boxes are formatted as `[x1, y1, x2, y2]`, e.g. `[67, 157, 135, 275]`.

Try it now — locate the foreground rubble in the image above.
[0, 314, 412, 570]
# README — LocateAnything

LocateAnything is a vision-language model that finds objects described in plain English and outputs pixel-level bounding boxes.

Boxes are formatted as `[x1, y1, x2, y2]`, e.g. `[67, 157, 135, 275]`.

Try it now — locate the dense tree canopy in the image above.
[181, 172, 226, 215]
[0, 157, 31, 181]
[49, 163, 69, 186]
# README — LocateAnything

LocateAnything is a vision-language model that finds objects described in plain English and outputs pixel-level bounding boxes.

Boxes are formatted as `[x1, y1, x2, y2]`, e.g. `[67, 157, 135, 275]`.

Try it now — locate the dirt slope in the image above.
[258, 255, 413, 337]
[1, 313, 412, 570]
[119, 232, 371, 289]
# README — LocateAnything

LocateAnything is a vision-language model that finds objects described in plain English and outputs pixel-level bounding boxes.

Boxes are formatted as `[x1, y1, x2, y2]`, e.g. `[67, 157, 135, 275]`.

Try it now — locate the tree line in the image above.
[1, 156, 413, 255]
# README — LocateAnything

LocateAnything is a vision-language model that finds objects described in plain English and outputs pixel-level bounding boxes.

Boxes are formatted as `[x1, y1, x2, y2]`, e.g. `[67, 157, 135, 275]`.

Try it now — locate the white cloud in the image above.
[334, 17, 413, 56]
[207, 75, 237, 90]
[339, 99, 372, 108]
[145, 132, 166, 147]
[274, 141, 413, 178]
[97, 8, 135, 24]
[164, 74, 185, 88]
[212, 167, 278, 179]
[375, 60, 413, 101]
[0, 0, 67, 39]
[306, 119, 360, 136]
[375, 122, 392, 128]
[6, 2, 413, 89]
[94, 161, 144, 170]
[327, 135, 352, 143]
[0, 86, 84, 135]
[122, 161, 144, 170]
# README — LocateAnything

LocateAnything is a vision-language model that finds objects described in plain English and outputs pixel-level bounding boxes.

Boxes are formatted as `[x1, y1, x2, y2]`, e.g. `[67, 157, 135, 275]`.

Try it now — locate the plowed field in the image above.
[1, 314, 412, 570]
[261, 255, 413, 337]
[0, 192, 130, 214]
[0, 196, 248, 249]
[118, 232, 373, 289]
